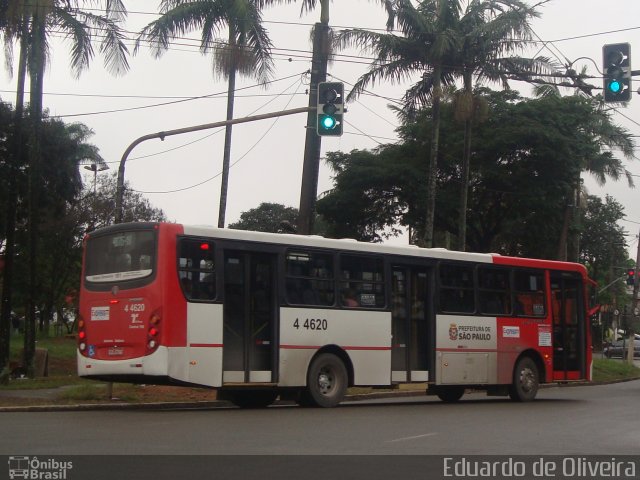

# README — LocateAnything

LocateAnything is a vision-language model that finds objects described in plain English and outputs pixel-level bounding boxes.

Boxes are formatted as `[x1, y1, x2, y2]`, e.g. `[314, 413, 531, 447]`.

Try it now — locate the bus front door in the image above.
[551, 273, 586, 381]
[223, 251, 277, 383]
[391, 266, 430, 382]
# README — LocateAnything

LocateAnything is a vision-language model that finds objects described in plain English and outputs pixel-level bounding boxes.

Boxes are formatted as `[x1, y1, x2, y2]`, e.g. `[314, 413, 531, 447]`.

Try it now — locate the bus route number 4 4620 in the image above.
[293, 318, 328, 331]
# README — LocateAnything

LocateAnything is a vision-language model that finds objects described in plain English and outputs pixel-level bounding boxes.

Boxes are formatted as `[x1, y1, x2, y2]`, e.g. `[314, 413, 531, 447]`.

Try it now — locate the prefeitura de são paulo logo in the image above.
[8, 456, 73, 479]
[448, 323, 458, 341]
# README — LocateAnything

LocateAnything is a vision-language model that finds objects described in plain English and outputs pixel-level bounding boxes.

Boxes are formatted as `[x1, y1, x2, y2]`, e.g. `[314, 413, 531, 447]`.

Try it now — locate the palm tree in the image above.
[335, 0, 551, 248]
[335, 0, 463, 247]
[537, 83, 635, 261]
[137, 0, 275, 228]
[0, 0, 129, 376]
[0, 2, 29, 381]
[450, 0, 552, 251]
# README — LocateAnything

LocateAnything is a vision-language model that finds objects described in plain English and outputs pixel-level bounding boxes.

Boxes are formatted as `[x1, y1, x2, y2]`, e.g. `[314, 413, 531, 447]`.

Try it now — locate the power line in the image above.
[130, 75, 304, 195]
[48, 71, 307, 118]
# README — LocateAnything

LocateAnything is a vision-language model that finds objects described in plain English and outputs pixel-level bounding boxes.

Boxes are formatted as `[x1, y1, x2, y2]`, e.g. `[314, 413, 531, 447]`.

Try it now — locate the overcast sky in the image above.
[1, 0, 639, 256]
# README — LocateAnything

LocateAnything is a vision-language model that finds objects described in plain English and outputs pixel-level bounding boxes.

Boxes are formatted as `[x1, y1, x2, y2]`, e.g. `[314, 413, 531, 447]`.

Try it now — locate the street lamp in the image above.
[83, 162, 109, 194]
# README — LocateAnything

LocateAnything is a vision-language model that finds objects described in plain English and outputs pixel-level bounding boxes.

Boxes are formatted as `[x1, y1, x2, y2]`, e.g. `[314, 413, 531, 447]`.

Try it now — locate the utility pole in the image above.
[629, 227, 640, 364]
[297, 22, 329, 235]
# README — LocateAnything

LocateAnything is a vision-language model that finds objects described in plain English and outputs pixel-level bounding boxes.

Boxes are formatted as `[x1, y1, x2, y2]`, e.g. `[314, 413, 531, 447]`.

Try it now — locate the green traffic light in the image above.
[608, 79, 622, 93]
[321, 115, 337, 130]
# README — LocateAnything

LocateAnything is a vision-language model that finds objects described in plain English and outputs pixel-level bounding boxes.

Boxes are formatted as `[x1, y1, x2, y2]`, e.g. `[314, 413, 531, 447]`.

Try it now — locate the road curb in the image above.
[1, 378, 639, 413]
[0, 389, 427, 413]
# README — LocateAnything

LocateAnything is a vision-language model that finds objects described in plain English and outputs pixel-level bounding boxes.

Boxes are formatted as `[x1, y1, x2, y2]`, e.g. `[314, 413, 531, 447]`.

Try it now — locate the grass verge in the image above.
[592, 358, 640, 382]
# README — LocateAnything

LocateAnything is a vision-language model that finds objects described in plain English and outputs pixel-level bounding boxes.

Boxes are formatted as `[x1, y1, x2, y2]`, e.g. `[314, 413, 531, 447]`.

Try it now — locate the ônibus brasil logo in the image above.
[8, 456, 73, 480]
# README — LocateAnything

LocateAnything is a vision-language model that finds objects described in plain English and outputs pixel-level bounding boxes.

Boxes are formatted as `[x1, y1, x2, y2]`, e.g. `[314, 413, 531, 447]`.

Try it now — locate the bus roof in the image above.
[182, 224, 493, 264]
[179, 223, 587, 274]
[89, 222, 586, 275]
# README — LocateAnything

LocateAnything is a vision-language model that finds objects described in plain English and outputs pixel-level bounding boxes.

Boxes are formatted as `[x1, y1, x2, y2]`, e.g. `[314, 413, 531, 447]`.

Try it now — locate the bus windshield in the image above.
[85, 229, 156, 283]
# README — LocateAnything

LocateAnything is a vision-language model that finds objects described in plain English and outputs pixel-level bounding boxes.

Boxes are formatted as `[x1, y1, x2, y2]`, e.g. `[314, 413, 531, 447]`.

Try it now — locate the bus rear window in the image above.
[85, 230, 156, 283]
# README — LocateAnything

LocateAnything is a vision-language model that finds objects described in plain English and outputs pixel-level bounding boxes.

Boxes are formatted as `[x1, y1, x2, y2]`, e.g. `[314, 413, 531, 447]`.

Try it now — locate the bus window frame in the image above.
[477, 266, 512, 316]
[437, 261, 477, 315]
[83, 223, 159, 292]
[177, 236, 218, 303]
[512, 268, 547, 319]
[338, 252, 387, 309]
[284, 248, 336, 307]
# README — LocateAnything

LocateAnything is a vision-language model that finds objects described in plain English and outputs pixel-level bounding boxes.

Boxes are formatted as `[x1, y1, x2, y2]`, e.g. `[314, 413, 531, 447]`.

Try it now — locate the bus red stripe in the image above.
[436, 347, 496, 353]
[189, 343, 223, 348]
[280, 344, 391, 351]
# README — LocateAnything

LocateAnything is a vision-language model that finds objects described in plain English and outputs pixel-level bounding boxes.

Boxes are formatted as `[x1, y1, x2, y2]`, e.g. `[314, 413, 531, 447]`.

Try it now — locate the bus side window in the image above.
[178, 239, 216, 301]
[285, 251, 335, 306]
[478, 267, 511, 315]
[438, 263, 475, 314]
[514, 270, 546, 317]
[339, 255, 385, 308]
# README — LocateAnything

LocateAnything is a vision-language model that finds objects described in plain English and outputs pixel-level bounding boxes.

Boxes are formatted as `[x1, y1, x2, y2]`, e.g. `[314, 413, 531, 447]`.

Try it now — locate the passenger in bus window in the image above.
[343, 288, 359, 307]
[181, 277, 193, 299]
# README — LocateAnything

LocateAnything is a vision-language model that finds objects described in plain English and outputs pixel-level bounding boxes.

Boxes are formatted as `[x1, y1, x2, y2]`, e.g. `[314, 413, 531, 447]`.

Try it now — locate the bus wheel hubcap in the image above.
[318, 370, 333, 394]
[521, 368, 535, 392]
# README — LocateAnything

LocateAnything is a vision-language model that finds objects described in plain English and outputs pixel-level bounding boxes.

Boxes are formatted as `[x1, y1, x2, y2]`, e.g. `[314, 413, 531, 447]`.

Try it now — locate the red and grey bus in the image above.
[77, 222, 593, 407]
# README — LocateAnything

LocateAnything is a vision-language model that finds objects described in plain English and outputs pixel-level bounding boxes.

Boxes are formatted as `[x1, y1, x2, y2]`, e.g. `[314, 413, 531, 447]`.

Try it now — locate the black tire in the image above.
[436, 386, 465, 403]
[509, 357, 539, 402]
[226, 390, 278, 409]
[305, 353, 348, 408]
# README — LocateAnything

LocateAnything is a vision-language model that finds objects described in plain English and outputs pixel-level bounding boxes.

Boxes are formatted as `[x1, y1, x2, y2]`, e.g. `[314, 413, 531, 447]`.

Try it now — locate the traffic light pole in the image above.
[297, 22, 329, 235]
[114, 106, 313, 224]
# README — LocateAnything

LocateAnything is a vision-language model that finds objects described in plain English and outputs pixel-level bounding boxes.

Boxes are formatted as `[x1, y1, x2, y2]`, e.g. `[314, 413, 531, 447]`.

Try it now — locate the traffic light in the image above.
[627, 268, 636, 286]
[316, 82, 344, 136]
[603, 43, 631, 102]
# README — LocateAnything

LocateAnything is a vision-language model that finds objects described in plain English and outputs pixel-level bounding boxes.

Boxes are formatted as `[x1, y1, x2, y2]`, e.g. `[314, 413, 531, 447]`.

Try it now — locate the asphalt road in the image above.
[2, 380, 639, 456]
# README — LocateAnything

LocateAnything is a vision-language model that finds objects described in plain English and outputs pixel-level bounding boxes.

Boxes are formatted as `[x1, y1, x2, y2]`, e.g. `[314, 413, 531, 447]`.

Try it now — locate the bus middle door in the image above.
[391, 266, 430, 383]
[223, 251, 277, 384]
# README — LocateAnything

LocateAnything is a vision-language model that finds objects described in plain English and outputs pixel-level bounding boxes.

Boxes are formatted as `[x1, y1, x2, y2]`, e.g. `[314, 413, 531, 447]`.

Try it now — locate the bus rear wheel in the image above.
[226, 389, 278, 408]
[304, 353, 348, 408]
[436, 386, 465, 403]
[509, 357, 539, 402]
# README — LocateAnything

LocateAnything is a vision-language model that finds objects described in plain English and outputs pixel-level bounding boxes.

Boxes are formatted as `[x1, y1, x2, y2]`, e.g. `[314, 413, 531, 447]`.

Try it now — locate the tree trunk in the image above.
[24, 10, 47, 377]
[556, 201, 571, 261]
[424, 66, 442, 248]
[217, 27, 237, 229]
[217, 69, 236, 228]
[457, 74, 474, 252]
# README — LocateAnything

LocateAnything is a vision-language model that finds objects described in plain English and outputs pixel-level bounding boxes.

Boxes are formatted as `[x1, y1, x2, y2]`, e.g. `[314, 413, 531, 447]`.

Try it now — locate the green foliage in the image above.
[83, 173, 167, 231]
[318, 89, 635, 259]
[0, 104, 166, 381]
[319, 147, 421, 242]
[229, 202, 298, 233]
[580, 195, 629, 303]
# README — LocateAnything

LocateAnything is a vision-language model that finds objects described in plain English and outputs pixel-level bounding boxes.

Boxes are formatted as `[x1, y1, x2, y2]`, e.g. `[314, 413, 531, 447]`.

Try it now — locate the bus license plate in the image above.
[108, 347, 124, 356]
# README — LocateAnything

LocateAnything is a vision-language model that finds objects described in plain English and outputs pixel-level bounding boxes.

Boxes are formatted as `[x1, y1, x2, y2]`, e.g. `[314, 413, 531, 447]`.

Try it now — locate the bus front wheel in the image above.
[509, 357, 539, 402]
[304, 353, 348, 408]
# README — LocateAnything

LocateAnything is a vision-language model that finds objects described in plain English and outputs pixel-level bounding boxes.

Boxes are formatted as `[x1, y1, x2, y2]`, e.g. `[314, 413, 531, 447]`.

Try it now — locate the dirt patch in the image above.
[124, 384, 219, 403]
